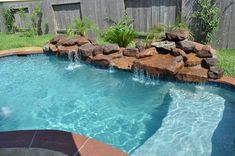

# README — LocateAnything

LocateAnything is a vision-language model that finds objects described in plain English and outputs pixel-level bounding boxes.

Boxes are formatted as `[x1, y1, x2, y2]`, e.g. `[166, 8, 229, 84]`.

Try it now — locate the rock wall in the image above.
[44, 31, 224, 83]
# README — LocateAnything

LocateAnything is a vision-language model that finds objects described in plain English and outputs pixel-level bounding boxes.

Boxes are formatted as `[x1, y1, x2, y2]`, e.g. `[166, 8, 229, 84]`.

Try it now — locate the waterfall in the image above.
[132, 66, 159, 85]
[109, 63, 115, 73]
[66, 51, 82, 71]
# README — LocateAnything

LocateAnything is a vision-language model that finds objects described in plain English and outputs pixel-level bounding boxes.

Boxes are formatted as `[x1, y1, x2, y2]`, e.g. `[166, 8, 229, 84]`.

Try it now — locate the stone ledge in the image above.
[176, 66, 208, 83]
[209, 76, 235, 87]
[0, 47, 43, 57]
[0, 130, 128, 156]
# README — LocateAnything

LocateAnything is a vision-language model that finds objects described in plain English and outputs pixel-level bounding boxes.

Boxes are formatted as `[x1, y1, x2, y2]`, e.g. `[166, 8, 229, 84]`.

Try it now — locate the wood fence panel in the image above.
[0, 4, 6, 32]
[80, 0, 125, 29]
[52, 2, 81, 30]
[126, 0, 178, 32]
[182, 0, 235, 48]
[224, 0, 235, 48]
[1, 1, 41, 30]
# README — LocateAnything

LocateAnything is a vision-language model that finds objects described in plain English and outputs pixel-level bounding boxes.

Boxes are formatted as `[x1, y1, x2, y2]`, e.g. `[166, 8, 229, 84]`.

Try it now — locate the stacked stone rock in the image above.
[45, 32, 224, 83]
[162, 30, 224, 81]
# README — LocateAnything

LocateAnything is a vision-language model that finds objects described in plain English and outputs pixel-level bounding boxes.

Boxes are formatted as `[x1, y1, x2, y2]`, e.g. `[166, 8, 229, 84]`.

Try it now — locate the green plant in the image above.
[18, 4, 43, 37]
[18, 8, 34, 37]
[2, 8, 14, 33]
[30, 4, 43, 35]
[42, 21, 49, 34]
[103, 14, 138, 47]
[144, 24, 165, 47]
[192, 0, 220, 44]
[71, 17, 96, 37]
[66, 27, 75, 38]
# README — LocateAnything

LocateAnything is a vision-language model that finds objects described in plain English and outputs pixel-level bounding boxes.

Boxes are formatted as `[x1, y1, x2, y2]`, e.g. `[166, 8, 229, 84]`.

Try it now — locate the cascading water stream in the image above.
[66, 51, 82, 71]
[109, 63, 115, 73]
[132, 66, 159, 85]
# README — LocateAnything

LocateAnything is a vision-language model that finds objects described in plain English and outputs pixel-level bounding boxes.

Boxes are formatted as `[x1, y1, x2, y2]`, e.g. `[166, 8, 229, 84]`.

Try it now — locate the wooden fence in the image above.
[0, 0, 235, 48]
[182, 0, 235, 49]
[125, 0, 181, 32]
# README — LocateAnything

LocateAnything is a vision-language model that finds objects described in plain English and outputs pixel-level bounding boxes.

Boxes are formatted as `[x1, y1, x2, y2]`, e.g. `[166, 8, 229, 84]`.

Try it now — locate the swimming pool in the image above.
[0, 54, 234, 155]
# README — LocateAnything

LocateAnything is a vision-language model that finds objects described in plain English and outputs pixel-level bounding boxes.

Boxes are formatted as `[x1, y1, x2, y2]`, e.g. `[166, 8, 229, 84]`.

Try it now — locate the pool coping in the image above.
[0, 47, 235, 156]
[0, 47, 44, 57]
[0, 130, 128, 156]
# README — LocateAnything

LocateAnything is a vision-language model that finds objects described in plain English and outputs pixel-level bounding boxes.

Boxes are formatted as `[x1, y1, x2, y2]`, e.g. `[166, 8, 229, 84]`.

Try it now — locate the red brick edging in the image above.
[0, 130, 128, 156]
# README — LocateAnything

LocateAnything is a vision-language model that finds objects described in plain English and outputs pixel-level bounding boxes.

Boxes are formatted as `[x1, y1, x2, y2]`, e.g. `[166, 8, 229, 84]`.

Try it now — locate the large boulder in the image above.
[112, 56, 136, 70]
[57, 45, 78, 55]
[75, 36, 90, 46]
[190, 41, 204, 52]
[202, 58, 217, 69]
[136, 47, 155, 59]
[50, 35, 66, 45]
[165, 30, 189, 41]
[176, 66, 208, 83]
[93, 45, 103, 56]
[91, 54, 112, 68]
[49, 43, 58, 53]
[196, 45, 216, 58]
[133, 53, 184, 76]
[103, 44, 120, 55]
[123, 48, 139, 57]
[171, 47, 188, 61]
[176, 40, 195, 52]
[208, 67, 224, 79]
[174, 56, 184, 63]
[185, 53, 202, 67]
[61, 39, 77, 46]
[151, 41, 176, 52]
[79, 43, 95, 58]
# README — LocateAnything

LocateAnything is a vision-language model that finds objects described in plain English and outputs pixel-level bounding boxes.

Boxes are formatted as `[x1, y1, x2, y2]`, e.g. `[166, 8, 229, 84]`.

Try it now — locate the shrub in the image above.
[144, 24, 165, 47]
[66, 27, 75, 38]
[2, 8, 14, 33]
[18, 4, 43, 37]
[166, 17, 190, 32]
[103, 14, 138, 47]
[30, 4, 43, 35]
[192, 0, 220, 44]
[73, 17, 96, 37]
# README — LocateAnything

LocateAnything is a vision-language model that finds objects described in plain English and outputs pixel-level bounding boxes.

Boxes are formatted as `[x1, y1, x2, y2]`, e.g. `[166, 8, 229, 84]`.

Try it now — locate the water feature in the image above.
[66, 51, 82, 71]
[0, 54, 235, 155]
[132, 66, 159, 86]
[109, 63, 115, 73]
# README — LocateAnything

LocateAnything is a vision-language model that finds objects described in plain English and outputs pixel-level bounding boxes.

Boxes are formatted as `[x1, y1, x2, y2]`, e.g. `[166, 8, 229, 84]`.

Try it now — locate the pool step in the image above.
[132, 86, 225, 156]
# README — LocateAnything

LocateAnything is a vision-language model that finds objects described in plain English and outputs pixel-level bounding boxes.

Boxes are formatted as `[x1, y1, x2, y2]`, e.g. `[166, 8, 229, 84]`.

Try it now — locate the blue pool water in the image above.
[0, 54, 235, 155]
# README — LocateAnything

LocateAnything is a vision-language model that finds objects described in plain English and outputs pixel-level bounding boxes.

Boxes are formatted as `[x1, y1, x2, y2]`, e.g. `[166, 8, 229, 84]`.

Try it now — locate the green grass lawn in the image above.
[0, 33, 53, 51]
[217, 49, 235, 77]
